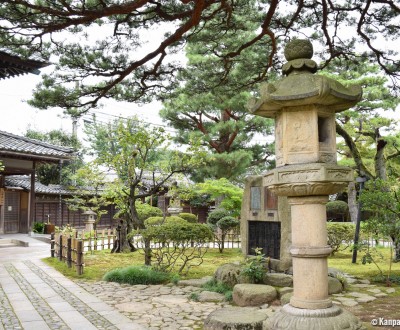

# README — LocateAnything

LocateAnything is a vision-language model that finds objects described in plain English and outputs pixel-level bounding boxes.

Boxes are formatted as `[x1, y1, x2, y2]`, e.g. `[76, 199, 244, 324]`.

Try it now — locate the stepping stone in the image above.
[374, 293, 388, 298]
[356, 296, 376, 303]
[352, 284, 376, 288]
[386, 288, 396, 294]
[334, 297, 359, 307]
[232, 284, 277, 307]
[204, 307, 269, 330]
[367, 288, 382, 294]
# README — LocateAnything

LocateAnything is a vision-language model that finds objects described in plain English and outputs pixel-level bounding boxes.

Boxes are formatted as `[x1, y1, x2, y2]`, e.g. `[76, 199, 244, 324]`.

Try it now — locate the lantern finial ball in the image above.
[284, 39, 313, 61]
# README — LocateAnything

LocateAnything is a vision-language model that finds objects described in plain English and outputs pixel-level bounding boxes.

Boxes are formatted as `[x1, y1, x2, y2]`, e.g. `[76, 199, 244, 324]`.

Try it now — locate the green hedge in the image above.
[327, 222, 355, 255]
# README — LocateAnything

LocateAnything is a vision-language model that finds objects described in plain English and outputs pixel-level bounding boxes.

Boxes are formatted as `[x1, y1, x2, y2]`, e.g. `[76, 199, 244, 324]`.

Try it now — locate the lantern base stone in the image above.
[266, 304, 366, 330]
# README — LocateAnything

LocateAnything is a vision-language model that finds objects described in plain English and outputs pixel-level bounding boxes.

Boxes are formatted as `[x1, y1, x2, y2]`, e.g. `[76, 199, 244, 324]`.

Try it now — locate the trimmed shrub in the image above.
[144, 216, 164, 227]
[140, 221, 213, 274]
[327, 222, 355, 255]
[178, 212, 198, 223]
[326, 201, 349, 221]
[207, 209, 231, 226]
[136, 201, 163, 222]
[102, 265, 170, 285]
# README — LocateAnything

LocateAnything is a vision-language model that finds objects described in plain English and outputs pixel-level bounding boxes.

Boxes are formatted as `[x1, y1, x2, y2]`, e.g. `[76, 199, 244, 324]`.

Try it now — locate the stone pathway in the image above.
[75, 274, 397, 330]
[75, 280, 228, 330]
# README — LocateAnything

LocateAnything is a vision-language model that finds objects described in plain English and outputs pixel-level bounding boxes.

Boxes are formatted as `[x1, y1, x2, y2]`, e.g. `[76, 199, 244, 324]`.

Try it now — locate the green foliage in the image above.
[360, 178, 400, 261]
[327, 222, 355, 255]
[201, 279, 233, 301]
[24, 129, 83, 185]
[207, 208, 239, 253]
[217, 216, 239, 232]
[198, 179, 243, 216]
[178, 213, 198, 223]
[144, 216, 164, 227]
[160, 1, 275, 180]
[136, 202, 163, 222]
[139, 221, 213, 274]
[32, 222, 45, 234]
[241, 248, 267, 284]
[326, 201, 349, 214]
[66, 162, 110, 226]
[102, 266, 171, 285]
[326, 58, 400, 179]
[207, 209, 232, 226]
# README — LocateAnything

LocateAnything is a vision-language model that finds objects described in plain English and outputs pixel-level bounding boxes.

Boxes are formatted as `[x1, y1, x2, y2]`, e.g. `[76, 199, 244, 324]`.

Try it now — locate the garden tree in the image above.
[207, 208, 240, 253]
[24, 129, 82, 185]
[320, 58, 400, 222]
[322, 58, 400, 180]
[197, 178, 243, 216]
[360, 178, 400, 262]
[139, 219, 213, 274]
[85, 116, 205, 251]
[0, 1, 397, 115]
[65, 162, 111, 229]
[160, 1, 275, 180]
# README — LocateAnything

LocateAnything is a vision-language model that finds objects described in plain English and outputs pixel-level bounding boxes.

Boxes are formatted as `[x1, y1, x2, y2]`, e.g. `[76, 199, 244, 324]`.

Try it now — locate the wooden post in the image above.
[67, 237, 72, 268]
[76, 240, 84, 275]
[50, 233, 55, 257]
[94, 230, 98, 251]
[107, 229, 111, 249]
[58, 235, 63, 262]
[101, 230, 105, 250]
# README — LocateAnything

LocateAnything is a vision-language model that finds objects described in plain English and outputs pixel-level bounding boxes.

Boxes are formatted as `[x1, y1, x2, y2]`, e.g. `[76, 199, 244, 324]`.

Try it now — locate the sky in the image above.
[0, 64, 168, 141]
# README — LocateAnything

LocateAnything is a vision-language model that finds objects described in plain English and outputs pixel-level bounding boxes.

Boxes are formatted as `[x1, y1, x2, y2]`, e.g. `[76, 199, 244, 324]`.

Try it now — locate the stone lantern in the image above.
[83, 210, 96, 232]
[251, 39, 365, 329]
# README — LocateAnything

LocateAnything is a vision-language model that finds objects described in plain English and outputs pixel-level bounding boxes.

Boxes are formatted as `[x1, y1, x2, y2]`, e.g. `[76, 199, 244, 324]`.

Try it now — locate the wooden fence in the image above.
[51, 229, 117, 275]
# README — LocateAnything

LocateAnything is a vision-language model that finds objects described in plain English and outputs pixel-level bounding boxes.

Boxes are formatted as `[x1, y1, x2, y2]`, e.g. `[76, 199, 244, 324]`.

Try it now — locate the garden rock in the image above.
[278, 287, 293, 298]
[204, 306, 269, 330]
[328, 276, 343, 294]
[280, 292, 293, 305]
[214, 263, 242, 287]
[232, 283, 277, 307]
[263, 273, 293, 287]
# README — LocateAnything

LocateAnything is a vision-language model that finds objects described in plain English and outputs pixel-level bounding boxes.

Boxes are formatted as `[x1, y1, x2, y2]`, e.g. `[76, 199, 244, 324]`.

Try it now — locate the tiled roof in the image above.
[0, 50, 49, 80]
[4, 176, 76, 195]
[0, 131, 75, 161]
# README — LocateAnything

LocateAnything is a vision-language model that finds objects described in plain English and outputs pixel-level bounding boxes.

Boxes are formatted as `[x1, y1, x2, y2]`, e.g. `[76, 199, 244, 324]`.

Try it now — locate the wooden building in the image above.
[0, 131, 75, 233]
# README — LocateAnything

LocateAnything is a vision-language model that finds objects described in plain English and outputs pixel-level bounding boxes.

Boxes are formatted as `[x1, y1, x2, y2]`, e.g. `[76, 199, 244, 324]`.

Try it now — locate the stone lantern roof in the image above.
[251, 39, 362, 117]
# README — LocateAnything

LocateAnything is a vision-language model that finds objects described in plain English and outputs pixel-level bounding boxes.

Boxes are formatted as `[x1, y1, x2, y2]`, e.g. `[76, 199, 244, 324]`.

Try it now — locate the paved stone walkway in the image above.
[0, 234, 145, 330]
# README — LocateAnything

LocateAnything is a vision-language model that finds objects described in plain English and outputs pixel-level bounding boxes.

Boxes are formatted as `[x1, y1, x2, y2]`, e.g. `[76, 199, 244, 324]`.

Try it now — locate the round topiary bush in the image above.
[178, 212, 198, 223]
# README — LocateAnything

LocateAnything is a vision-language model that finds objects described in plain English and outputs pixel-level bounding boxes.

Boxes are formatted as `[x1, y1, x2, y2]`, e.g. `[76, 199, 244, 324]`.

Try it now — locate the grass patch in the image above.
[43, 248, 243, 282]
[328, 246, 400, 281]
[103, 265, 171, 285]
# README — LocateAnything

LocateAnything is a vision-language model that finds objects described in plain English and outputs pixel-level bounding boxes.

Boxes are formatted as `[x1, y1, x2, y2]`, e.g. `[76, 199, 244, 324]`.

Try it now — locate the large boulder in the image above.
[214, 263, 242, 287]
[232, 284, 277, 307]
[263, 273, 293, 287]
